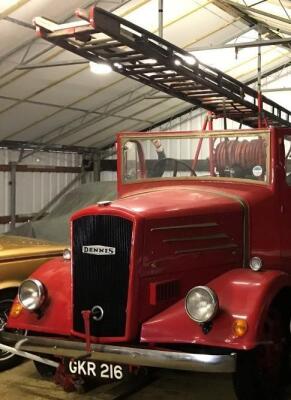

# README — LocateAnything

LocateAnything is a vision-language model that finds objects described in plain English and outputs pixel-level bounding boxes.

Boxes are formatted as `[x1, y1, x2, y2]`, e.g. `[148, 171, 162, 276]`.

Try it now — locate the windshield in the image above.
[122, 131, 269, 184]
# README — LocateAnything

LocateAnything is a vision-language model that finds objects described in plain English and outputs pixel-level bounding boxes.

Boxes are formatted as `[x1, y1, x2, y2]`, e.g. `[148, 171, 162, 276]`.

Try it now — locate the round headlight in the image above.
[18, 279, 46, 311]
[249, 256, 262, 271]
[63, 248, 71, 260]
[185, 286, 219, 323]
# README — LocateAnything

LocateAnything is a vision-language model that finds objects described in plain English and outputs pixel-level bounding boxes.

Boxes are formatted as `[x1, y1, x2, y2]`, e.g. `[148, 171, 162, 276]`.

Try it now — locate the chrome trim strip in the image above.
[175, 243, 237, 255]
[0, 332, 236, 373]
[0, 251, 63, 264]
[151, 223, 218, 232]
[163, 233, 229, 243]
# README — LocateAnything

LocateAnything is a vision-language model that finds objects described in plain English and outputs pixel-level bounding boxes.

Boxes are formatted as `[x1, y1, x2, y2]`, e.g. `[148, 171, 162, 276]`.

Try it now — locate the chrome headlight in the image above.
[249, 256, 262, 271]
[18, 279, 46, 311]
[185, 286, 219, 323]
[63, 248, 71, 260]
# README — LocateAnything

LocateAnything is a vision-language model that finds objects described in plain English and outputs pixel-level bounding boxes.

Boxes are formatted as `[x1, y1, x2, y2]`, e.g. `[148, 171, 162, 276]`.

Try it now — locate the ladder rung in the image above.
[33, 6, 291, 129]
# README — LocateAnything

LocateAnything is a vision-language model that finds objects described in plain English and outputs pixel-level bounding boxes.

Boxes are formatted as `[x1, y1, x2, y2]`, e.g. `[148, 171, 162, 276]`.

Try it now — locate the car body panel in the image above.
[0, 235, 64, 291]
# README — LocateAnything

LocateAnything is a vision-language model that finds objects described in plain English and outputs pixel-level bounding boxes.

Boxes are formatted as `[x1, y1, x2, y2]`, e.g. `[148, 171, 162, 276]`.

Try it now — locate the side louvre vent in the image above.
[149, 280, 180, 305]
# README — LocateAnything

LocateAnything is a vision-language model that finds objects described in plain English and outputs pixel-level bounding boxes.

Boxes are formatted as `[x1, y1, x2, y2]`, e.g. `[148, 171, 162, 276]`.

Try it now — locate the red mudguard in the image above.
[7, 258, 72, 335]
[141, 269, 291, 350]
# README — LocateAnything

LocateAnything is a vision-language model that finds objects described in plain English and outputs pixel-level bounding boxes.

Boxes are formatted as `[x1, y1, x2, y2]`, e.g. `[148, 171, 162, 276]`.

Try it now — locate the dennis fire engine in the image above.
[2, 7, 291, 400]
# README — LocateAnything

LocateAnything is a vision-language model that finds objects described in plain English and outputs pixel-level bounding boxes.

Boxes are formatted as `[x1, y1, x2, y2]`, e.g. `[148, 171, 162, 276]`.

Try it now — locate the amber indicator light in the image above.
[10, 301, 23, 318]
[233, 319, 248, 337]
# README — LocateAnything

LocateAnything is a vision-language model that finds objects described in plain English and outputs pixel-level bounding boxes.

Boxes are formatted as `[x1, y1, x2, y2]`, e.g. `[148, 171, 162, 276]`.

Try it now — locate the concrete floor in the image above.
[0, 361, 237, 400]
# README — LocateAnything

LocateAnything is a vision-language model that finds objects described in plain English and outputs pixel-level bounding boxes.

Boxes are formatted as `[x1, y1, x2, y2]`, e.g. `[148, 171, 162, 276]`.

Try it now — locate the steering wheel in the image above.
[149, 157, 197, 178]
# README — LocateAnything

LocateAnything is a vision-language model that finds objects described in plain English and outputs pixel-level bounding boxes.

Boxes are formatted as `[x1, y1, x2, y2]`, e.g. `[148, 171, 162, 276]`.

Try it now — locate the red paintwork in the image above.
[141, 269, 291, 350]
[7, 257, 72, 335]
[7, 127, 291, 354]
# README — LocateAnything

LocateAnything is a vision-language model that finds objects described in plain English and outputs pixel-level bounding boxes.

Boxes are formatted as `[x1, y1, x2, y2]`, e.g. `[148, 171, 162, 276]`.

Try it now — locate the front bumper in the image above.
[0, 332, 236, 373]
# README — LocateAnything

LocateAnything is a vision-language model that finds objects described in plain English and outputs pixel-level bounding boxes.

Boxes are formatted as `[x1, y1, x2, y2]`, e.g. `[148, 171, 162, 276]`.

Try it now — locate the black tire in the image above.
[0, 289, 24, 371]
[233, 306, 289, 400]
[34, 360, 56, 378]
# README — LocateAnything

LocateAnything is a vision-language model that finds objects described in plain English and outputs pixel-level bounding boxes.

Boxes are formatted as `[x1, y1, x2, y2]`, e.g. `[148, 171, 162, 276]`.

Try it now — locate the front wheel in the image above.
[233, 307, 289, 400]
[0, 289, 24, 371]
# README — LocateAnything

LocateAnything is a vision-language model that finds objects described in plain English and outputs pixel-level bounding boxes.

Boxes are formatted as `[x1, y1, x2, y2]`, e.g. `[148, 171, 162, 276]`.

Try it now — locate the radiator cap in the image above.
[97, 200, 112, 207]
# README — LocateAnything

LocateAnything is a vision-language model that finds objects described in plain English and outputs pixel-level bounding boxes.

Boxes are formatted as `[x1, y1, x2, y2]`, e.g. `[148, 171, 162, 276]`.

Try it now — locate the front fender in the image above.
[141, 269, 291, 350]
[7, 257, 72, 336]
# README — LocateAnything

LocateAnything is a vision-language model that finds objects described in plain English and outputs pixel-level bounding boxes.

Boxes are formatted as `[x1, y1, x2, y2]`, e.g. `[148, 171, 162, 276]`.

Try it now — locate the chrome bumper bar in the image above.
[0, 332, 236, 373]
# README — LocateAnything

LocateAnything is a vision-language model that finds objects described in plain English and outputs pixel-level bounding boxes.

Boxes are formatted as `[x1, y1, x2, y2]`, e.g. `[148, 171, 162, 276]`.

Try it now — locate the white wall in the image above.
[0, 149, 81, 234]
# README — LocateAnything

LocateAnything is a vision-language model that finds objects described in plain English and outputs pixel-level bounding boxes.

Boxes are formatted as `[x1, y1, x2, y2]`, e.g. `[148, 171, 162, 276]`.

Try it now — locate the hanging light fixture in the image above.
[89, 62, 112, 74]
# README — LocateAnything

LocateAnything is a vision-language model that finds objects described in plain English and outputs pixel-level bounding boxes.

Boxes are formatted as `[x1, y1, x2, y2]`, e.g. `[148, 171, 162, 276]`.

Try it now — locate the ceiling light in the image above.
[184, 56, 196, 65]
[146, 59, 158, 64]
[89, 62, 112, 74]
[113, 62, 123, 69]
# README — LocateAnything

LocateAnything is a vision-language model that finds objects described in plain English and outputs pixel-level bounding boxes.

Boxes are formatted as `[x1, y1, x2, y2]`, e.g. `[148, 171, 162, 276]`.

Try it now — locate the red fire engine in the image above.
[2, 7, 291, 400]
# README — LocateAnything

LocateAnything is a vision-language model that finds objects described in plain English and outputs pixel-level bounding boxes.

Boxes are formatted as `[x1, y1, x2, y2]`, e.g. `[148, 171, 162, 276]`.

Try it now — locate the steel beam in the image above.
[9, 162, 17, 231]
[3, 16, 34, 30]
[93, 153, 101, 181]
[158, 0, 163, 39]
[221, 0, 291, 26]
[187, 36, 291, 51]
[263, 87, 291, 92]
[213, 0, 291, 49]
[0, 95, 149, 124]
[278, 0, 290, 20]
[27, 88, 157, 147]
[0, 140, 101, 154]
[17, 60, 89, 70]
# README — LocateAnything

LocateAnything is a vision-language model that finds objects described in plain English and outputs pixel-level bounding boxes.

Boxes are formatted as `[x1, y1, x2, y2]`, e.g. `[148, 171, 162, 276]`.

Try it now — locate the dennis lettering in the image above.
[82, 245, 116, 255]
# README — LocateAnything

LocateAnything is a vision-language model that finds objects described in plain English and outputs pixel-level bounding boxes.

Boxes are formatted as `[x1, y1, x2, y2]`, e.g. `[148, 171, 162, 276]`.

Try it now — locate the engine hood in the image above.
[74, 185, 246, 221]
[72, 185, 247, 269]
[115, 186, 244, 219]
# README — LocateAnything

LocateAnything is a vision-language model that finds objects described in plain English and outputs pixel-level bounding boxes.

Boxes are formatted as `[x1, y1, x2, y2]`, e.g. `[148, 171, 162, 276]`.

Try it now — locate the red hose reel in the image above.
[215, 138, 266, 173]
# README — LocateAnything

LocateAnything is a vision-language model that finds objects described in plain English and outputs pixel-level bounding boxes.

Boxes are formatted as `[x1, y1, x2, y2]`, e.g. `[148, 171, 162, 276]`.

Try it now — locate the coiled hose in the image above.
[215, 138, 266, 173]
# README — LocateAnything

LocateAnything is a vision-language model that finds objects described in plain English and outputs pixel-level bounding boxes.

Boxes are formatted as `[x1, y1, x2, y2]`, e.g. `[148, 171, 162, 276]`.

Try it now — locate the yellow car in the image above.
[0, 235, 64, 370]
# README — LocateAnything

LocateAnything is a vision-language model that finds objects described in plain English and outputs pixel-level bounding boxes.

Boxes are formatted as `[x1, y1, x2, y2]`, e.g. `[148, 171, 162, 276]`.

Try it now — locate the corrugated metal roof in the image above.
[0, 0, 290, 149]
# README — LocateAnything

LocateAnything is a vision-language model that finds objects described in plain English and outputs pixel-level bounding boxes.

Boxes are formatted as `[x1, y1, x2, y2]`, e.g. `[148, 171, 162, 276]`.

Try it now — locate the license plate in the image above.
[66, 359, 127, 381]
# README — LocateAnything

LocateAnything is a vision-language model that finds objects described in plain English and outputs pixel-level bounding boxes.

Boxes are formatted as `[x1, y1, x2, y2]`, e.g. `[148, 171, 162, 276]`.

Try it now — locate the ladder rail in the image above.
[34, 6, 291, 128]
